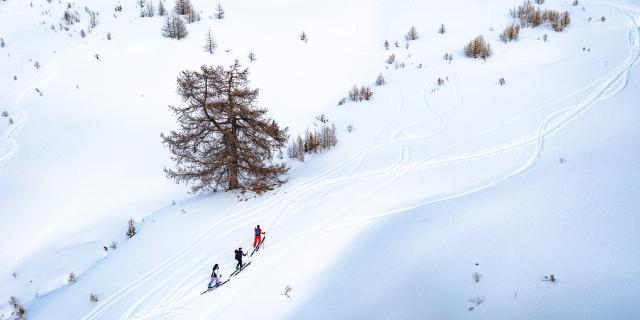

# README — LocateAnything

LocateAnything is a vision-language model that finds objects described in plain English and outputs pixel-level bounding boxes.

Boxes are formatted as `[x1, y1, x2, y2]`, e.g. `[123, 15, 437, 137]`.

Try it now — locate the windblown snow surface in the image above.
[1, 0, 639, 319]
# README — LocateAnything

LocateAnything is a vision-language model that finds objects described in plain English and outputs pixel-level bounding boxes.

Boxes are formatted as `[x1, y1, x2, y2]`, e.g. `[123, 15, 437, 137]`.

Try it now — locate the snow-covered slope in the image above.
[1, 0, 639, 319]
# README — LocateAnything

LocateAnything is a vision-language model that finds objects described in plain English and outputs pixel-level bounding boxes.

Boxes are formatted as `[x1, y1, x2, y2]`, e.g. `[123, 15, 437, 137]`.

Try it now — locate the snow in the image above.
[1, 0, 639, 319]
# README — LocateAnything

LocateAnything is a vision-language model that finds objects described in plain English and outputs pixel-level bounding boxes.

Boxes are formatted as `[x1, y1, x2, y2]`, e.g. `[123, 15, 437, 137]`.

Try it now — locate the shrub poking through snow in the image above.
[348, 85, 361, 101]
[464, 36, 492, 60]
[500, 24, 520, 43]
[386, 53, 396, 65]
[287, 123, 337, 161]
[8, 296, 26, 319]
[498, 77, 506, 86]
[375, 73, 385, 86]
[444, 52, 453, 63]
[347, 124, 353, 132]
[282, 285, 292, 298]
[89, 293, 99, 303]
[215, 3, 224, 19]
[106, 32, 112, 40]
[468, 295, 485, 311]
[438, 23, 446, 34]
[299, 31, 308, 42]
[68, 271, 77, 284]
[405, 26, 419, 40]
[34, 61, 41, 69]
[511, 1, 570, 32]
[384, 40, 389, 50]
[126, 218, 136, 238]
[109, 241, 118, 250]
[472, 272, 482, 282]
[360, 86, 373, 100]
[248, 50, 256, 62]
[1, 38, 5, 48]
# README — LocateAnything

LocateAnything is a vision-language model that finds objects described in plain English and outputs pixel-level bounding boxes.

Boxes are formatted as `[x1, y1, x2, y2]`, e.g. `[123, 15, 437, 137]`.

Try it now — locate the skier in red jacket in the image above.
[253, 225, 265, 249]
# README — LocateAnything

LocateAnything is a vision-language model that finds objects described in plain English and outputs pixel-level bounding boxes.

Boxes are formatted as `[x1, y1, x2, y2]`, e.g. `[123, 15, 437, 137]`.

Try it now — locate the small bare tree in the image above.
[203, 28, 216, 54]
[126, 218, 136, 238]
[438, 23, 446, 34]
[215, 3, 224, 19]
[375, 73, 385, 86]
[89, 293, 99, 303]
[405, 26, 419, 40]
[68, 271, 77, 284]
[464, 36, 491, 60]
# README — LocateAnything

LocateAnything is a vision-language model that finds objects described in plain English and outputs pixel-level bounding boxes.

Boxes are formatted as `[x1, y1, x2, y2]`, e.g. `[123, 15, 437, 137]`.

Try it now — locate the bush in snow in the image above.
[464, 36, 492, 60]
[337, 98, 346, 106]
[8, 118, 14, 125]
[375, 73, 385, 86]
[8, 296, 26, 320]
[498, 77, 506, 85]
[443, 52, 453, 63]
[287, 123, 337, 161]
[68, 271, 77, 284]
[386, 53, 396, 65]
[109, 241, 118, 250]
[535, 0, 544, 4]
[248, 50, 256, 62]
[600, 16, 606, 22]
[0, 38, 5, 48]
[347, 124, 353, 133]
[162, 15, 188, 39]
[472, 272, 482, 282]
[468, 295, 485, 311]
[203, 28, 216, 54]
[106, 32, 112, 40]
[299, 31, 308, 42]
[126, 218, 137, 238]
[348, 85, 361, 101]
[384, 40, 389, 50]
[1, 111, 7, 117]
[405, 26, 419, 40]
[80, 29, 86, 38]
[572, 0, 579, 6]
[34, 61, 41, 69]
[360, 86, 373, 100]
[315, 114, 329, 124]
[215, 3, 224, 19]
[89, 293, 99, 303]
[438, 23, 446, 34]
[62, 10, 79, 25]
[282, 285, 292, 298]
[500, 24, 520, 43]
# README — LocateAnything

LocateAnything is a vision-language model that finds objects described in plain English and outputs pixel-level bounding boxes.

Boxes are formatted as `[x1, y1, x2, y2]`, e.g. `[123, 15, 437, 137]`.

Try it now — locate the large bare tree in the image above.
[162, 61, 288, 194]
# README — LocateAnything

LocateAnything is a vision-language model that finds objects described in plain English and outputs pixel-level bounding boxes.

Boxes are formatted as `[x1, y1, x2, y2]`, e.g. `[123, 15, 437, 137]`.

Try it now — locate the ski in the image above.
[230, 261, 252, 277]
[250, 236, 266, 257]
[200, 278, 229, 295]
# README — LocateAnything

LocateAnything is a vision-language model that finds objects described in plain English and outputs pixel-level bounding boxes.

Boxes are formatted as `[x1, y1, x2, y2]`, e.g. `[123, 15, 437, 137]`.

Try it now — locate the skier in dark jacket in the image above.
[234, 247, 247, 270]
[208, 263, 220, 288]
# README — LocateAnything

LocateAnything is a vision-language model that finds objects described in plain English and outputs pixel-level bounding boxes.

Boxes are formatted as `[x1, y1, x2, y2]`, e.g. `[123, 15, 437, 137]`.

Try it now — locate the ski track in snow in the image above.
[0, 9, 102, 169]
[110, 11, 640, 319]
[8, 1, 633, 318]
